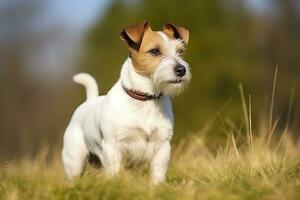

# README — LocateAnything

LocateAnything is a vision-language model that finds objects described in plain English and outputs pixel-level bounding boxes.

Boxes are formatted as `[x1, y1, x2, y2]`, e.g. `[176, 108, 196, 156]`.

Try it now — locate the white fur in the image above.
[153, 32, 191, 96]
[73, 73, 99, 100]
[62, 32, 191, 184]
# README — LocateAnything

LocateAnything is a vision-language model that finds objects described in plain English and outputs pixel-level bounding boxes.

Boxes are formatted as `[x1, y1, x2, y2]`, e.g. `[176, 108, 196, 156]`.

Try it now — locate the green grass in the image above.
[1, 127, 300, 200]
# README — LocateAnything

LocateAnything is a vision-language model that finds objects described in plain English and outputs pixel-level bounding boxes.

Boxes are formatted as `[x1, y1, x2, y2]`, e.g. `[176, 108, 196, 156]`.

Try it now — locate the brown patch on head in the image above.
[130, 30, 167, 75]
[163, 23, 189, 45]
[120, 22, 168, 75]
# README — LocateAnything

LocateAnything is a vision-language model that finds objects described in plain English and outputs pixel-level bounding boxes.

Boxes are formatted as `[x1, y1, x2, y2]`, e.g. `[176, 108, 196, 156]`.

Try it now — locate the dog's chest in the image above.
[118, 126, 163, 161]
[101, 92, 174, 160]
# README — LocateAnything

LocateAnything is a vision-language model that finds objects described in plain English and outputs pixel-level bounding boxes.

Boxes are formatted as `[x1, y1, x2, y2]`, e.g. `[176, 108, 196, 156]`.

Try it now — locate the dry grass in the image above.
[1, 125, 300, 200]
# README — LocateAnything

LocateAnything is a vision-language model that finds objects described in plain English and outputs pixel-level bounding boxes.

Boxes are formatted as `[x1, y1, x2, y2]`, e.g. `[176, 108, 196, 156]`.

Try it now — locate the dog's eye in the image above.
[177, 49, 184, 56]
[148, 48, 161, 56]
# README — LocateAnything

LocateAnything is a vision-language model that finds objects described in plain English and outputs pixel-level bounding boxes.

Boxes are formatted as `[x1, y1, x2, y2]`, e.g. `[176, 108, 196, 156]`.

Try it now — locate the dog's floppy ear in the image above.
[163, 23, 189, 46]
[120, 21, 150, 51]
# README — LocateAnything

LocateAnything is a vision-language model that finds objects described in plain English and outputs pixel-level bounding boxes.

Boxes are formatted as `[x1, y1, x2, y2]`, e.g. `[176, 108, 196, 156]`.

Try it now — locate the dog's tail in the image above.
[73, 73, 99, 100]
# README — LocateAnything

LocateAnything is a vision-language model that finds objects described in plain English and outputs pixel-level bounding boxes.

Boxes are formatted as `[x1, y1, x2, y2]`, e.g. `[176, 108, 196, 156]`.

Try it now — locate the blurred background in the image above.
[1, 0, 299, 162]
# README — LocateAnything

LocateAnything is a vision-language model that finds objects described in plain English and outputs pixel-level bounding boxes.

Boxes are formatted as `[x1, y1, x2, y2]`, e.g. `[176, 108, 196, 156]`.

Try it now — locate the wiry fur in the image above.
[62, 23, 191, 184]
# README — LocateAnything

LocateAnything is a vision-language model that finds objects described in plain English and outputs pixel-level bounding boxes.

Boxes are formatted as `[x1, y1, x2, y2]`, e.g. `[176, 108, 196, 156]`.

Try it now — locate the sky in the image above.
[246, 0, 271, 12]
[0, 0, 111, 80]
[45, 0, 111, 33]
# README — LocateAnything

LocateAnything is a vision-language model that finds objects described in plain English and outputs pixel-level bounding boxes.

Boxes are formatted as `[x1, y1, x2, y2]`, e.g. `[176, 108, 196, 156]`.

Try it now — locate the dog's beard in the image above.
[157, 81, 188, 96]
[153, 61, 191, 96]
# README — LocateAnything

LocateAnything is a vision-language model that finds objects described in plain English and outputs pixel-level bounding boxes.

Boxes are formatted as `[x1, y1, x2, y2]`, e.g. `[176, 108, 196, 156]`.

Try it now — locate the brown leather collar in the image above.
[121, 81, 162, 101]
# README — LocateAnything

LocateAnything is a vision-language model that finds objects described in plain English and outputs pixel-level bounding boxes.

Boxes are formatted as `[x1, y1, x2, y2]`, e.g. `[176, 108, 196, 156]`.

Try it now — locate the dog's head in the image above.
[120, 21, 191, 96]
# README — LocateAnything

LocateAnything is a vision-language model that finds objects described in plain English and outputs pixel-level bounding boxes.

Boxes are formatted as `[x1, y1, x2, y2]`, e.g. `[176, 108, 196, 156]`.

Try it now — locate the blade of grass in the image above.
[230, 132, 240, 159]
[249, 94, 254, 157]
[284, 84, 295, 134]
[239, 84, 250, 146]
[267, 66, 278, 146]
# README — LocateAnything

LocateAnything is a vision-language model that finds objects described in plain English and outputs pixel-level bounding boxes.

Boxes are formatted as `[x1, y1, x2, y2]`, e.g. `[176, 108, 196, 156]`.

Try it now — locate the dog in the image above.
[62, 21, 191, 184]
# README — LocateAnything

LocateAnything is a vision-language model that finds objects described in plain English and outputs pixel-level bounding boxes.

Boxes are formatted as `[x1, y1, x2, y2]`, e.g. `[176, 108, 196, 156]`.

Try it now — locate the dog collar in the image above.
[121, 81, 162, 101]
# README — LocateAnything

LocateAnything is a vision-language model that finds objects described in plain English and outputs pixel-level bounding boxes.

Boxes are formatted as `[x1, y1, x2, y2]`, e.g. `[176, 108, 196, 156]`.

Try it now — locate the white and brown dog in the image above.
[62, 21, 191, 184]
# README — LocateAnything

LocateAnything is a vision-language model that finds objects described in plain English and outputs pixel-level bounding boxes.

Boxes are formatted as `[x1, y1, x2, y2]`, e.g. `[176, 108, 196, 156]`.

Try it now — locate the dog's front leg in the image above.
[150, 141, 171, 185]
[102, 141, 122, 177]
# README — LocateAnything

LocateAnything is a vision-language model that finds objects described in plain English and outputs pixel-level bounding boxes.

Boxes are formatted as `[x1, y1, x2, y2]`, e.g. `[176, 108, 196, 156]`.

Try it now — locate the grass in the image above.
[1, 124, 300, 200]
[1, 69, 300, 200]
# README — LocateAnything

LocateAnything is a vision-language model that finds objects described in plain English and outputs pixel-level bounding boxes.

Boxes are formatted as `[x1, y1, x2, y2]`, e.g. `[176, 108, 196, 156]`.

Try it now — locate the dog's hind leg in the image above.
[62, 125, 89, 179]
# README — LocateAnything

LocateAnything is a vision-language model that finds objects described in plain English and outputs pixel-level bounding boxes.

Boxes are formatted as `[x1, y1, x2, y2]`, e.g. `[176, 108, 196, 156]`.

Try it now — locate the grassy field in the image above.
[1, 82, 300, 200]
[1, 124, 300, 200]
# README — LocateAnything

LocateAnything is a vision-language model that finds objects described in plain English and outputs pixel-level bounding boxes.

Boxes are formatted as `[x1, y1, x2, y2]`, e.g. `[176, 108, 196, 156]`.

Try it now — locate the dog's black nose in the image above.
[174, 65, 186, 77]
